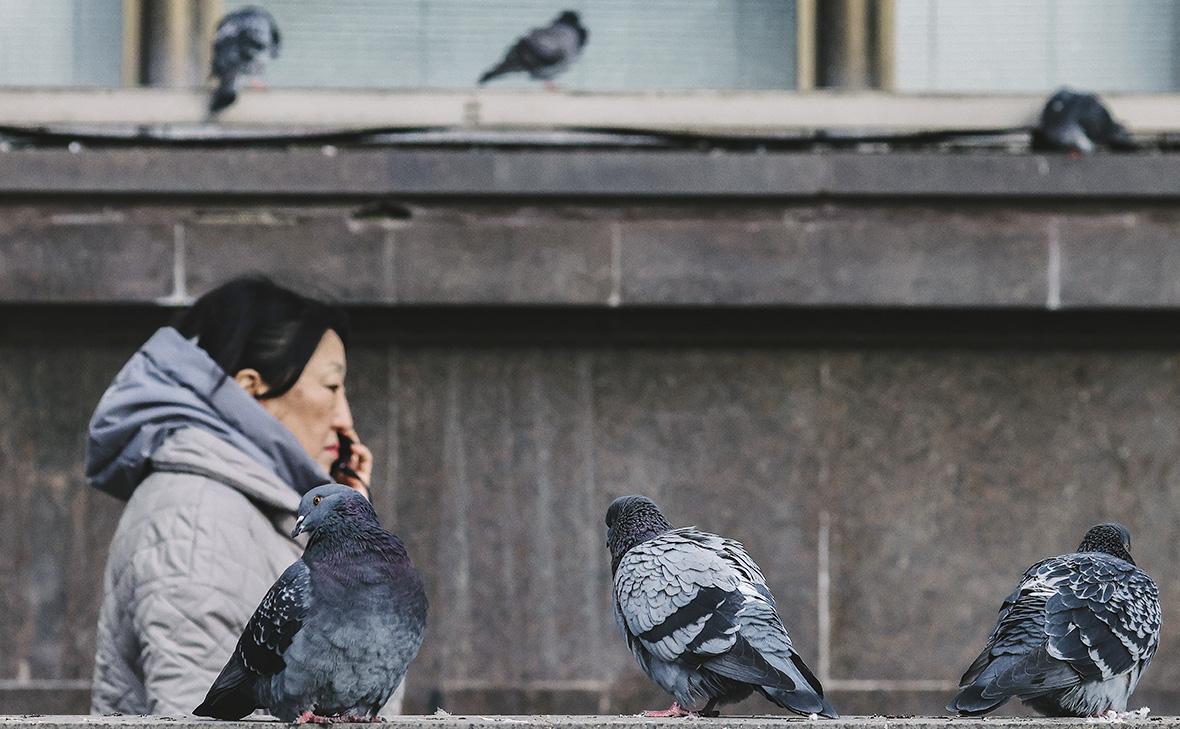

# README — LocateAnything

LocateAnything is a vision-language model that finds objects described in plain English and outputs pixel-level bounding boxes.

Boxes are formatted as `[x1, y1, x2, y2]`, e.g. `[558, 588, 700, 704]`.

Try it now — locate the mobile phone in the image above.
[330, 433, 361, 483]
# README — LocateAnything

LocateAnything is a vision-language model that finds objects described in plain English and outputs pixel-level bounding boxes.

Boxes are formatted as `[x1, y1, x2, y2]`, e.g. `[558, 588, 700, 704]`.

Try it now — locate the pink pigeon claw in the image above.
[641, 703, 694, 718]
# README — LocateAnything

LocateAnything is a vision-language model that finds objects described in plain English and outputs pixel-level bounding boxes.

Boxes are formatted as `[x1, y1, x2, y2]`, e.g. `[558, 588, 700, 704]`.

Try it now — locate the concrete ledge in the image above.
[6, 200, 1180, 310]
[0, 716, 1172, 729]
[0, 150, 1178, 199]
[3, 149, 1180, 310]
[0, 718, 1172, 729]
[0, 88, 1178, 132]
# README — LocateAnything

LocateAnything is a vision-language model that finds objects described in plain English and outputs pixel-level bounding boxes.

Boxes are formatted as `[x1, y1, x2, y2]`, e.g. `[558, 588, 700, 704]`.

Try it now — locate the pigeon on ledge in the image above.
[194, 484, 427, 723]
[209, 6, 282, 114]
[479, 11, 588, 86]
[606, 495, 837, 718]
[1032, 88, 1136, 154]
[948, 523, 1160, 718]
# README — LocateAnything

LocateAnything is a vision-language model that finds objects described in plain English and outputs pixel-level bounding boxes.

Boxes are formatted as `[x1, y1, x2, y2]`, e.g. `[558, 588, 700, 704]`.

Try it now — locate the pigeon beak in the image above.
[291, 514, 306, 538]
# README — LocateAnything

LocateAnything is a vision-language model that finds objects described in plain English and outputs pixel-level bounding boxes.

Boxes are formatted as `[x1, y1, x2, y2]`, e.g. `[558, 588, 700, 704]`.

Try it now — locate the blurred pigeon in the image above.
[948, 523, 1159, 718]
[479, 11, 588, 86]
[194, 484, 427, 722]
[209, 6, 282, 114]
[606, 495, 837, 718]
[1032, 88, 1136, 154]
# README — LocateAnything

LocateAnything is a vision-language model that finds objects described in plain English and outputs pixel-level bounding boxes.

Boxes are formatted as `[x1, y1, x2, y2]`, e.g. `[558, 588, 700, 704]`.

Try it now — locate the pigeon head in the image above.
[1077, 522, 1134, 564]
[605, 495, 672, 572]
[291, 484, 375, 540]
[556, 10, 587, 42]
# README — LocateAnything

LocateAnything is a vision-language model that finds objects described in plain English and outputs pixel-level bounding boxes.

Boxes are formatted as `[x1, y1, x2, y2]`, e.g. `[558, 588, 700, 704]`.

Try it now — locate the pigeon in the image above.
[605, 495, 837, 718]
[209, 6, 282, 114]
[1032, 88, 1136, 154]
[948, 523, 1160, 718]
[478, 11, 588, 86]
[194, 484, 427, 723]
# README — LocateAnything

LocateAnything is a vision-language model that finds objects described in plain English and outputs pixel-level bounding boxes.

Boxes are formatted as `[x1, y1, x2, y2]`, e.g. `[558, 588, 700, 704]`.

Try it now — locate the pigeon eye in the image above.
[313, 495, 322, 506]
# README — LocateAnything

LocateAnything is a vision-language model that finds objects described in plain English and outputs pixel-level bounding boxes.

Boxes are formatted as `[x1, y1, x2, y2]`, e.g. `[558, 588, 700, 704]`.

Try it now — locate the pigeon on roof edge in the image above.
[479, 10, 588, 86]
[1032, 88, 1136, 154]
[209, 6, 282, 114]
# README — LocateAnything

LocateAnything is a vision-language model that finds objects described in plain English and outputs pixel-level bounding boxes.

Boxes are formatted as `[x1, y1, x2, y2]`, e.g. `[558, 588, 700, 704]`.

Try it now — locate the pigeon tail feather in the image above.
[479, 61, 518, 85]
[760, 685, 839, 719]
[1104, 123, 1137, 150]
[210, 79, 238, 113]
[194, 658, 256, 719]
[759, 652, 838, 718]
[947, 682, 1009, 716]
[706, 637, 836, 717]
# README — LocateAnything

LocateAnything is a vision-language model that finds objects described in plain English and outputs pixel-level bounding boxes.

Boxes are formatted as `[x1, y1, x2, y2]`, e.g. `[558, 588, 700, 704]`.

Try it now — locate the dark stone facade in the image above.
[2, 149, 1180, 715]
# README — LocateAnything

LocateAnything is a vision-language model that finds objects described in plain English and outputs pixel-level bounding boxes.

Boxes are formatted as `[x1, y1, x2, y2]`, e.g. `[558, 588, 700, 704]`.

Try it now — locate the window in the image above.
[894, 0, 1180, 92]
[0, 0, 123, 87]
[224, 0, 797, 90]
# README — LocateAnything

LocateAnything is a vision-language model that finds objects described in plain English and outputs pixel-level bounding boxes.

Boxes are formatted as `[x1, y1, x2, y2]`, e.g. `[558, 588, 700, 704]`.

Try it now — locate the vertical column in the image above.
[140, 0, 224, 87]
[875, 0, 896, 91]
[796, 0, 817, 91]
[121, 0, 143, 86]
[814, 0, 895, 90]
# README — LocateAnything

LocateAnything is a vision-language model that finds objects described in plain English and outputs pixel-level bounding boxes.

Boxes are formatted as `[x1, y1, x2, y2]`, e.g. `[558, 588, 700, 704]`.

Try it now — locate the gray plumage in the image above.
[1032, 88, 1135, 154]
[606, 495, 837, 717]
[194, 484, 427, 722]
[949, 523, 1160, 718]
[479, 10, 588, 85]
[210, 6, 281, 113]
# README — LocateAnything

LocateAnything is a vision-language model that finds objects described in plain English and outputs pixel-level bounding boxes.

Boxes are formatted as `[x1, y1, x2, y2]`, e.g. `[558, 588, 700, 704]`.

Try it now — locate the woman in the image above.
[86, 277, 380, 716]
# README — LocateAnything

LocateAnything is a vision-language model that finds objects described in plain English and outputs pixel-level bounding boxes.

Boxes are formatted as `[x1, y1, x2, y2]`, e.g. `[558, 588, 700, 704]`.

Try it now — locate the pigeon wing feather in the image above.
[1043, 553, 1159, 682]
[951, 552, 1160, 714]
[194, 559, 312, 718]
[614, 528, 834, 715]
[614, 529, 744, 663]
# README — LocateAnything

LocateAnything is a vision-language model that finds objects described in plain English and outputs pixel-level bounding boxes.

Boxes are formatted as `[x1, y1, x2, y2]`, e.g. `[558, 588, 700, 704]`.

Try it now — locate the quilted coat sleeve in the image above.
[94, 472, 298, 716]
[135, 575, 255, 714]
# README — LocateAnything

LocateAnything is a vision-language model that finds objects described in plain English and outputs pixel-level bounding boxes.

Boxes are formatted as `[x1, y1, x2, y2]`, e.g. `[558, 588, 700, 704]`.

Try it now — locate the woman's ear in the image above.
[233, 368, 270, 398]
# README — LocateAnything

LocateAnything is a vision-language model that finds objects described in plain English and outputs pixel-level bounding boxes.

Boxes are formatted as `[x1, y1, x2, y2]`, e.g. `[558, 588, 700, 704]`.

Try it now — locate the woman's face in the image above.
[253, 329, 353, 472]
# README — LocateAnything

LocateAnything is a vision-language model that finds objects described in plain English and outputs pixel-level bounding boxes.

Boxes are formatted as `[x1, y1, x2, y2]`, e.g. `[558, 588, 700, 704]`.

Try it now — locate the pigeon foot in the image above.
[641, 703, 694, 718]
[295, 711, 337, 724]
[336, 715, 382, 723]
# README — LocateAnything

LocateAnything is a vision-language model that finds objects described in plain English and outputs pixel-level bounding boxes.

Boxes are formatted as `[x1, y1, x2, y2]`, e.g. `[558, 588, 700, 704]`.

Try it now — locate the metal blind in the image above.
[226, 0, 796, 90]
[0, 0, 122, 87]
[894, 0, 1180, 92]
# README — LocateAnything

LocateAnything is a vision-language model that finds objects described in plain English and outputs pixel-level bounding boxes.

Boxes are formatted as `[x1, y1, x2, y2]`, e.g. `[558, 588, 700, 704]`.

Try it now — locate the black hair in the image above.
[174, 276, 350, 400]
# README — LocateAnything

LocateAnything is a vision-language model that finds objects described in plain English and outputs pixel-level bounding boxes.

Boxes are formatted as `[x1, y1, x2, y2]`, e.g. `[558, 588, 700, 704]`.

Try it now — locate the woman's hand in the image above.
[336, 427, 373, 500]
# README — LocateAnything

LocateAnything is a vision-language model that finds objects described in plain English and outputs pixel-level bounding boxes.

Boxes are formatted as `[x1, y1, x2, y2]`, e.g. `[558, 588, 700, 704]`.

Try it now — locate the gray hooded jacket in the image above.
[88, 328, 403, 716]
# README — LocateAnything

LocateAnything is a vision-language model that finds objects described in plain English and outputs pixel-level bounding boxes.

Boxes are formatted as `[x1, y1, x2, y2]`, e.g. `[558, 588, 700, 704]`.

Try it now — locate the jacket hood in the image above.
[148, 427, 303, 514]
[85, 326, 331, 501]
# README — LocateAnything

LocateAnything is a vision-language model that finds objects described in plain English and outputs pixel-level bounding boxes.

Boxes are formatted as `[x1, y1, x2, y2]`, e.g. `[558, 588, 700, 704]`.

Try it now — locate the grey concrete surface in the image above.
[6, 331, 1180, 715]
[6, 200, 1180, 308]
[0, 150, 1176, 199]
[5, 147, 1180, 716]
[0, 717, 1174, 729]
